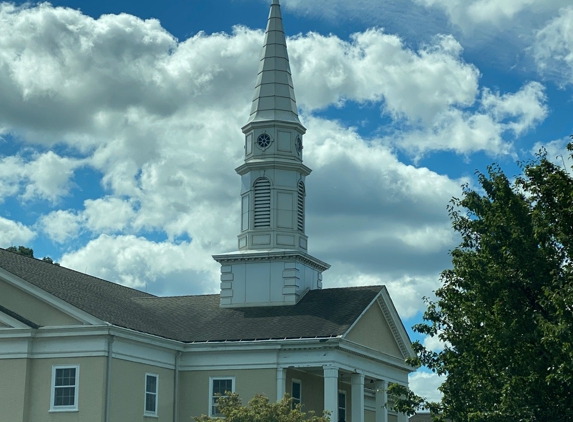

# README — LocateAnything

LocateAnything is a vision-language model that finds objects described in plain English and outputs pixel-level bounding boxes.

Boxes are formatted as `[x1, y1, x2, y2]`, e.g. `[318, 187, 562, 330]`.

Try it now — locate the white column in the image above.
[375, 380, 387, 422]
[277, 368, 287, 401]
[323, 366, 339, 421]
[351, 373, 364, 422]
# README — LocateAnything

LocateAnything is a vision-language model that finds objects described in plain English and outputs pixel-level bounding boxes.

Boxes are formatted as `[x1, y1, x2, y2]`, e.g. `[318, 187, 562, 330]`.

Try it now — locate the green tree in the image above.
[6, 245, 59, 265]
[390, 144, 573, 421]
[193, 393, 330, 422]
[6, 245, 34, 258]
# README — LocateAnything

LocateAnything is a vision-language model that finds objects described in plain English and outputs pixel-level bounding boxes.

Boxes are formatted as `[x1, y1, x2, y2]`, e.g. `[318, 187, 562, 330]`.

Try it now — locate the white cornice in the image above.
[212, 249, 330, 272]
[235, 160, 312, 176]
[376, 288, 416, 359]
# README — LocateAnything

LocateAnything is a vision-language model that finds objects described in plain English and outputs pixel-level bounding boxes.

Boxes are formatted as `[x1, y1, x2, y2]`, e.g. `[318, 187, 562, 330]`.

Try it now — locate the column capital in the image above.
[351, 372, 365, 385]
[322, 366, 339, 378]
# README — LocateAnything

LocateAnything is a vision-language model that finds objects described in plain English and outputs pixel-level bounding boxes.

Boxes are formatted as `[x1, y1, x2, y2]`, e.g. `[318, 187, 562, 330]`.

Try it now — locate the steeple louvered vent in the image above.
[297, 181, 305, 232]
[254, 178, 271, 228]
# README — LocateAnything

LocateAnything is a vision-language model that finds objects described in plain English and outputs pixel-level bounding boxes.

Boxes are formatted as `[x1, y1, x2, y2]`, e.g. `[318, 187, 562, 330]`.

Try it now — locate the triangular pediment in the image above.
[343, 287, 414, 360]
[0, 267, 103, 328]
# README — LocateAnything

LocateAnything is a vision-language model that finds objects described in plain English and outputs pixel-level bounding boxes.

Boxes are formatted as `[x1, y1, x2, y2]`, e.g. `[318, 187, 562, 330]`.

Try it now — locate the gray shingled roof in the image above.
[409, 414, 433, 422]
[0, 248, 382, 343]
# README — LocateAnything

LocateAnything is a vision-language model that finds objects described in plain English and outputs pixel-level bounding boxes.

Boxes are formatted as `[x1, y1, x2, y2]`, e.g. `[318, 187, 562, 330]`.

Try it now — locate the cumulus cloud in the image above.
[39, 210, 82, 244]
[533, 7, 573, 86]
[409, 370, 444, 403]
[0, 152, 83, 202]
[289, 31, 479, 124]
[0, 216, 36, 248]
[422, 331, 450, 352]
[394, 82, 547, 157]
[60, 234, 216, 295]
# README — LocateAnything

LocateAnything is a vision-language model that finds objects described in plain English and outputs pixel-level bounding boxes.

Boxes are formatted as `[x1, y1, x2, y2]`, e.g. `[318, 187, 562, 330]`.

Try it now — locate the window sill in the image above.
[144, 413, 158, 418]
[49, 408, 78, 413]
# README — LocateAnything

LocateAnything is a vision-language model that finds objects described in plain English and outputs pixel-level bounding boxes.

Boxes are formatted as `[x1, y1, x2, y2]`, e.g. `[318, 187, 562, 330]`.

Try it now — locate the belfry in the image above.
[213, 0, 330, 307]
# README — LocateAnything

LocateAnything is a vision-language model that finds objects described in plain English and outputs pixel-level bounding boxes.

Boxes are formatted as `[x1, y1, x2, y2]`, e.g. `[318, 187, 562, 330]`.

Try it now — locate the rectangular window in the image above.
[291, 379, 302, 409]
[210, 377, 235, 417]
[144, 373, 158, 416]
[50, 365, 79, 412]
[338, 390, 347, 422]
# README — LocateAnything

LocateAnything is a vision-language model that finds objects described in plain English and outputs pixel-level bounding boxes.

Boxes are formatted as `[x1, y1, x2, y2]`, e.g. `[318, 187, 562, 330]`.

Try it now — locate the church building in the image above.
[0, 1, 415, 421]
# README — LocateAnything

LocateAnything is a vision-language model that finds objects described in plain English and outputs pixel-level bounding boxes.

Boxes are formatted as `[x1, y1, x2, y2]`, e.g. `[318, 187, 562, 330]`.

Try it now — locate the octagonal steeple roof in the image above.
[245, 0, 303, 127]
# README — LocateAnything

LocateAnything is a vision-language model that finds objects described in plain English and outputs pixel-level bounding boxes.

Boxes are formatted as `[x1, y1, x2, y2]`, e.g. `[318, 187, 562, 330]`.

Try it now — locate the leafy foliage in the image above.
[193, 393, 330, 422]
[6, 245, 59, 265]
[391, 144, 573, 421]
[6, 245, 34, 258]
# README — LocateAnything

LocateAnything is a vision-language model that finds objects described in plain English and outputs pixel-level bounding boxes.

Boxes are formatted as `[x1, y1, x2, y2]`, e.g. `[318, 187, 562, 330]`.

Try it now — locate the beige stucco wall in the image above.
[365, 409, 375, 422]
[286, 369, 351, 418]
[26, 356, 107, 422]
[0, 358, 31, 422]
[345, 303, 403, 358]
[0, 280, 80, 326]
[109, 358, 174, 422]
[178, 368, 276, 421]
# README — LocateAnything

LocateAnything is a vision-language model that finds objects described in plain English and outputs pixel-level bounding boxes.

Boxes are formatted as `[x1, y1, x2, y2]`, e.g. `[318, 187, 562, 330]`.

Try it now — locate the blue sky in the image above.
[2, 0, 573, 401]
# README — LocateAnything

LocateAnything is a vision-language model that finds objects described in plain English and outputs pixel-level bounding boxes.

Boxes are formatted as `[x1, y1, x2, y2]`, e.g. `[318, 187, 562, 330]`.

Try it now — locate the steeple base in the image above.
[212, 250, 330, 308]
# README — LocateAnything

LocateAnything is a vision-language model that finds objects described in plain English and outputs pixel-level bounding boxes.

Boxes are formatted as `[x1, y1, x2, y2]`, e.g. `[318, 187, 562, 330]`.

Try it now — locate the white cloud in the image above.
[533, 7, 573, 86]
[394, 82, 547, 157]
[0, 152, 83, 202]
[298, 117, 461, 317]
[414, 0, 571, 30]
[83, 197, 136, 233]
[409, 370, 444, 403]
[39, 210, 82, 244]
[60, 234, 217, 295]
[422, 331, 449, 352]
[0, 216, 36, 248]
[531, 137, 573, 170]
[289, 31, 479, 124]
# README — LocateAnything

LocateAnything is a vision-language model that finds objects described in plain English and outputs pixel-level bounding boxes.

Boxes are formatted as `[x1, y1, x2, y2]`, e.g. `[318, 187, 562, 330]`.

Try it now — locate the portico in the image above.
[275, 363, 407, 422]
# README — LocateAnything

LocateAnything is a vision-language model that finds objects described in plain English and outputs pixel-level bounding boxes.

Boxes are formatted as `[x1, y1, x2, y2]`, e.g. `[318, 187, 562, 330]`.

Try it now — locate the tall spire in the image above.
[213, 0, 329, 309]
[246, 0, 301, 125]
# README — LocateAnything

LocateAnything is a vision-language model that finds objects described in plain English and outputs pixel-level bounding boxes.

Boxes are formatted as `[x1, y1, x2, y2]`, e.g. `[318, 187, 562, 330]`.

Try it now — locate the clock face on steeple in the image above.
[257, 133, 272, 149]
[295, 135, 303, 155]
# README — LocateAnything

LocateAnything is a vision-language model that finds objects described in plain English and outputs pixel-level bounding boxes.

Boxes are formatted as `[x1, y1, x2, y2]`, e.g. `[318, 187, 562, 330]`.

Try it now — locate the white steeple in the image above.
[247, 0, 301, 126]
[213, 0, 329, 308]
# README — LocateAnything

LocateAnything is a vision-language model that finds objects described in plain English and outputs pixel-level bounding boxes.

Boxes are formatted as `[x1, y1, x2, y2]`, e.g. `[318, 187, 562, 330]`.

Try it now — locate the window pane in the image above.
[55, 368, 76, 387]
[213, 379, 232, 395]
[338, 392, 346, 422]
[212, 379, 232, 416]
[54, 387, 75, 406]
[145, 392, 156, 412]
[146, 375, 157, 393]
[292, 382, 301, 399]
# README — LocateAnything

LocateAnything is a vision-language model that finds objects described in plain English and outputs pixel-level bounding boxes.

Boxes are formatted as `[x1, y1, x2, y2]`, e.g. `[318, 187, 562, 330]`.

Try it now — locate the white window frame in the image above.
[338, 389, 347, 422]
[144, 373, 159, 417]
[209, 376, 235, 417]
[291, 379, 302, 408]
[50, 365, 79, 412]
